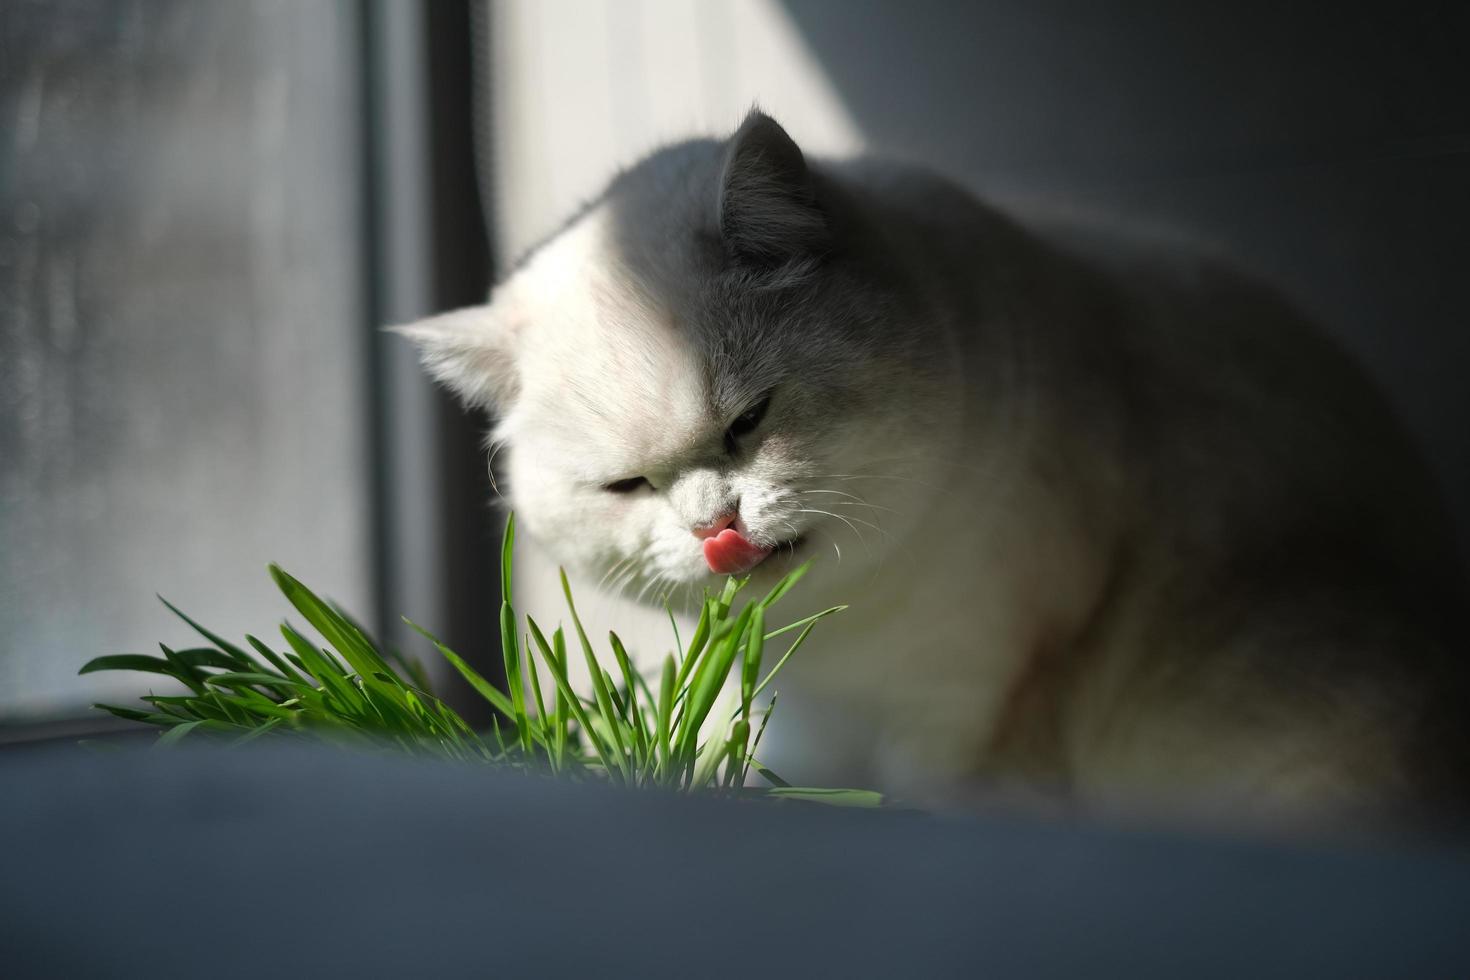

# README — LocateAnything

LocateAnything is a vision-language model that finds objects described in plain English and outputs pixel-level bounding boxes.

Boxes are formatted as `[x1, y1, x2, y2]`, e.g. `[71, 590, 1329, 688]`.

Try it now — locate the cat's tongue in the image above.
[703, 528, 772, 575]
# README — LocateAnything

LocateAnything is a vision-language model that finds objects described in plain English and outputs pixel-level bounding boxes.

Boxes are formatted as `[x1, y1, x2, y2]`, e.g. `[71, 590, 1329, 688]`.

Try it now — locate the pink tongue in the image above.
[702, 527, 772, 575]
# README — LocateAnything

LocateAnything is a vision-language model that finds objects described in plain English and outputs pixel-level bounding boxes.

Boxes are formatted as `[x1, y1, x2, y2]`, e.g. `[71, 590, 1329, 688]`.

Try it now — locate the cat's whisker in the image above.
[828, 500, 898, 517]
[800, 496, 932, 579]
[810, 472, 950, 494]
[608, 559, 646, 600]
[623, 564, 649, 597]
[798, 490, 898, 516]
[795, 507, 889, 544]
[795, 506, 865, 540]
[633, 569, 671, 608]
[605, 558, 635, 590]
[780, 520, 802, 553]
[645, 572, 681, 610]
[671, 579, 698, 615]
[595, 556, 634, 594]
[816, 471, 935, 484]
[796, 508, 875, 561]
[797, 488, 874, 504]
[608, 562, 643, 603]
[485, 440, 509, 502]
[825, 450, 998, 477]
[814, 450, 993, 476]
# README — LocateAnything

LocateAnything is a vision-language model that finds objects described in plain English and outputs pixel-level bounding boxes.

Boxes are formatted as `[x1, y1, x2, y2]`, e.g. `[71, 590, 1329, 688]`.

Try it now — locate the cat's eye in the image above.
[603, 476, 650, 494]
[724, 394, 772, 452]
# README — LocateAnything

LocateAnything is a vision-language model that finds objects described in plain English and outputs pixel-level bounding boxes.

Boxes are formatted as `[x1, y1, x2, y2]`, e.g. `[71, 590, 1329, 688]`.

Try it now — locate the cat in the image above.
[400, 109, 1468, 830]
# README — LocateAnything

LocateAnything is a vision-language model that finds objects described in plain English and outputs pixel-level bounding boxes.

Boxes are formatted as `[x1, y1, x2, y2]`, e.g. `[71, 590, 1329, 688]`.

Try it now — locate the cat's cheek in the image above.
[498, 469, 606, 571]
[587, 495, 670, 571]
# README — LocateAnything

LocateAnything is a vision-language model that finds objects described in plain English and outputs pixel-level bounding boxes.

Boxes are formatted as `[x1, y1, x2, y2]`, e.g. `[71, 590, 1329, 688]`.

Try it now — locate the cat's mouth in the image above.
[702, 528, 806, 575]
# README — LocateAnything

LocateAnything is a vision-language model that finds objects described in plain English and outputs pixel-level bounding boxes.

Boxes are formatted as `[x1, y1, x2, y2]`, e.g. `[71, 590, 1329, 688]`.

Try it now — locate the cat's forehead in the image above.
[503, 208, 719, 472]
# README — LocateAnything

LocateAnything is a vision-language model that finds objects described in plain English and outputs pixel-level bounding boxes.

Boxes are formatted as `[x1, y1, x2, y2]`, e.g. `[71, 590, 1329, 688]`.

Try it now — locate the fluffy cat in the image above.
[401, 110, 1467, 829]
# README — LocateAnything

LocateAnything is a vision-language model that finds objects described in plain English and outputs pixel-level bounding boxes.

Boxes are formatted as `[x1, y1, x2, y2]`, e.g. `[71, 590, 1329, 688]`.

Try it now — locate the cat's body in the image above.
[404, 111, 1467, 829]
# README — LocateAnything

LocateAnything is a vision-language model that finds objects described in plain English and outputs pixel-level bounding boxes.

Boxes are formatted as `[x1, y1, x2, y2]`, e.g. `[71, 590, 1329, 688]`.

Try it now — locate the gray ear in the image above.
[718, 109, 828, 268]
[390, 305, 516, 411]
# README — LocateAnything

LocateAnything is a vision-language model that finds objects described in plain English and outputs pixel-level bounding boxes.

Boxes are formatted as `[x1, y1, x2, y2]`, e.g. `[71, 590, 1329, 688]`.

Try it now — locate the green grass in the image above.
[81, 514, 880, 806]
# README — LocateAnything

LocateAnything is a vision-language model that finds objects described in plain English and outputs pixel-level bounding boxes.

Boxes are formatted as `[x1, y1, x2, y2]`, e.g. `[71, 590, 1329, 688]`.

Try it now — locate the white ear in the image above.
[390, 305, 517, 411]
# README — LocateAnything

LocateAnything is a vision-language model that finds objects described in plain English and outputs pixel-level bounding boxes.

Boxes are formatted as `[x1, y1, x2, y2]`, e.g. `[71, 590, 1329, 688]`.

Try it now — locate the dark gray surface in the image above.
[4, 743, 1470, 977]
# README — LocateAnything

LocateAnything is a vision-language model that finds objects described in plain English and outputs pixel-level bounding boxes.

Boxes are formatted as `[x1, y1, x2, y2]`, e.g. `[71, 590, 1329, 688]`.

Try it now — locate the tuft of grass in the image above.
[81, 514, 879, 806]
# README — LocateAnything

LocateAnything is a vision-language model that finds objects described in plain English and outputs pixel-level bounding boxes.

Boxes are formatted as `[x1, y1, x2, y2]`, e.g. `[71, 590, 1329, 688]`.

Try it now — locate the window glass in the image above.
[1, 0, 373, 720]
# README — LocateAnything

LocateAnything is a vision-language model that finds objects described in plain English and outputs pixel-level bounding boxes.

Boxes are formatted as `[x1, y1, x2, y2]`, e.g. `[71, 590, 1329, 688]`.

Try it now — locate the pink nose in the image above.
[692, 510, 737, 540]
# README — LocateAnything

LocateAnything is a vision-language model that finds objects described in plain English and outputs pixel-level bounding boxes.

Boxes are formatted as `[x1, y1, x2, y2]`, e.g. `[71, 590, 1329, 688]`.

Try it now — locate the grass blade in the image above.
[766, 787, 885, 808]
[755, 559, 813, 609]
[741, 691, 778, 785]
[79, 654, 178, 678]
[655, 654, 676, 780]
[526, 618, 565, 769]
[403, 618, 517, 719]
[529, 626, 619, 777]
[675, 604, 752, 761]
[270, 565, 400, 695]
[501, 602, 532, 754]
[501, 513, 516, 606]
[561, 569, 631, 781]
[156, 719, 205, 746]
[750, 608, 843, 702]
[156, 596, 254, 669]
[676, 602, 712, 687]
[741, 604, 765, 714]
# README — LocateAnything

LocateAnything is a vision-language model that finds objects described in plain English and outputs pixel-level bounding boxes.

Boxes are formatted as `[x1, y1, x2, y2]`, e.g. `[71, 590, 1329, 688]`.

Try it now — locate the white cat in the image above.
[401, 110, 1467, 829]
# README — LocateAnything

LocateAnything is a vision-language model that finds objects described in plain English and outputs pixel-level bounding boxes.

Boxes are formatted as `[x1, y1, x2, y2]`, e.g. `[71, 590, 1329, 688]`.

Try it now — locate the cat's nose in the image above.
[691, 509, 737, 540]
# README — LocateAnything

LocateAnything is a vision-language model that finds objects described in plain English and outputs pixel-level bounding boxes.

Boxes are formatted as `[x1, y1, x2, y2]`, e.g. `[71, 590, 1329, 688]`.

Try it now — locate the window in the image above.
[0, 0, 497, 731]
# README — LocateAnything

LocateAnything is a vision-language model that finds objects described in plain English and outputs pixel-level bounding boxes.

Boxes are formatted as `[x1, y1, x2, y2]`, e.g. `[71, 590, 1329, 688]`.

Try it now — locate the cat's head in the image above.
[399, 110, 954, 602]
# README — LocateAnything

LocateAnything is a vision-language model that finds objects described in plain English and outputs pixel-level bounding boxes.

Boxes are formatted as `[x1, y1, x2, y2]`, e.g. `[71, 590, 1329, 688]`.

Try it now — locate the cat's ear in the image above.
[391, 305, 517, 411]
[718, 109, 828, 268]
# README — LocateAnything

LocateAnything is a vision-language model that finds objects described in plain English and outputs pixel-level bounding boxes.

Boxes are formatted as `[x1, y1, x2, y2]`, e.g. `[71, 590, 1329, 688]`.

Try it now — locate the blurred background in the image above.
[3, 0, 1466, 736]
